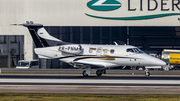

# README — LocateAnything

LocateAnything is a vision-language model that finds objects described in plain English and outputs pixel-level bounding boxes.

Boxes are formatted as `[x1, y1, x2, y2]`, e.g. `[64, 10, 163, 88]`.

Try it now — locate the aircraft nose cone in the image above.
[154, 59, 166, 66]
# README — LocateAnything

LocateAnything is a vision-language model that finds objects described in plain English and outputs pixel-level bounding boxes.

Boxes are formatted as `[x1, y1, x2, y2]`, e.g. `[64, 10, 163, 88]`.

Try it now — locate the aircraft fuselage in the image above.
[35, 44, 166, 68]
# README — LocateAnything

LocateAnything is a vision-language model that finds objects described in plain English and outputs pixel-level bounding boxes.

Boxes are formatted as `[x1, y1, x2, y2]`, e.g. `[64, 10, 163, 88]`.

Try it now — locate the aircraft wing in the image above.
[73, 59, 119, 69]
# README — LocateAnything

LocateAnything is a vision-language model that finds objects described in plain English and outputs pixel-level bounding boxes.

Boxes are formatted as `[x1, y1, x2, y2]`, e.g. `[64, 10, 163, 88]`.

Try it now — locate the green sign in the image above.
[87, 0, 121, 11]
[86, 0, 180, 20]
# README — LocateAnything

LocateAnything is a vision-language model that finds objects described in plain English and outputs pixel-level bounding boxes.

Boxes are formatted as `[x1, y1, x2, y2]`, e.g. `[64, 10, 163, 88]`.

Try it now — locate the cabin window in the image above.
[110, 49, 114, 54]
[104, 49, 108, 53]
[89, 49, 93, 53]
[61, 47, 64, 50]
[97, 48, 102, 53]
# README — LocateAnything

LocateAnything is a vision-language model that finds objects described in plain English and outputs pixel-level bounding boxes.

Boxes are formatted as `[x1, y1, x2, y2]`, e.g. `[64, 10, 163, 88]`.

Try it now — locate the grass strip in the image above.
[0, 93, 180, 101]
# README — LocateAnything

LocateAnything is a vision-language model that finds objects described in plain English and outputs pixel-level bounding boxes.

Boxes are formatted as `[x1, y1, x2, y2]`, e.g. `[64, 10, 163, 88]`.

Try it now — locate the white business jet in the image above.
[15, 21, 166, 77]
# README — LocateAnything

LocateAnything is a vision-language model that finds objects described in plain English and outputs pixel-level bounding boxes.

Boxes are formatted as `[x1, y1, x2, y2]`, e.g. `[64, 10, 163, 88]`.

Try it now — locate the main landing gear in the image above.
[83, 70, 88, 77]
[82, 67, 106, 77]
[82, 66, 91, 77]
[145, 68, 150, 76]
[96, 69, 106, 76]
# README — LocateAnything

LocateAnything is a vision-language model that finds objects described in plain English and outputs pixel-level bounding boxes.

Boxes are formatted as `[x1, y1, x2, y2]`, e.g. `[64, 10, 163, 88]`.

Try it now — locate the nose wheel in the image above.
[145, 72, 150, 76]
[145, 69, 150, 76]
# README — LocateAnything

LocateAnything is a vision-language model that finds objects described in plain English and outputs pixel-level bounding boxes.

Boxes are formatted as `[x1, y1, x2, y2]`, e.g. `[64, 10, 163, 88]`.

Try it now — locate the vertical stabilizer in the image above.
[15, 21, 62, 48]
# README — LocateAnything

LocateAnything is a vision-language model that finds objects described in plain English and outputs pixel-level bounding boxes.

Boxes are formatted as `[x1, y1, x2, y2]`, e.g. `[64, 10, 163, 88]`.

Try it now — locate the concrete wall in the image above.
[0, 0, 179, 26]
[0, 0, 180, 60]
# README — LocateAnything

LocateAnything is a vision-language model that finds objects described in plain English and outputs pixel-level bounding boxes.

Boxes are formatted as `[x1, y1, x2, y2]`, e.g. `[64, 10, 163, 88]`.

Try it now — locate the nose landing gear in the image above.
[145, 68, 150, 76]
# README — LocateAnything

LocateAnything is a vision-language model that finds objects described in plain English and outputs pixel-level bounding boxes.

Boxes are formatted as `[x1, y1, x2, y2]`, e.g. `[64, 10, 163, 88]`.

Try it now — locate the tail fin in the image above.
[14, 21, 62, 48]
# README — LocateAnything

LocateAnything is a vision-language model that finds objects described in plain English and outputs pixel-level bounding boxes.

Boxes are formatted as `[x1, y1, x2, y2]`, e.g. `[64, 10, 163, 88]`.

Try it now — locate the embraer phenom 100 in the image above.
[15, 21, 166, 77]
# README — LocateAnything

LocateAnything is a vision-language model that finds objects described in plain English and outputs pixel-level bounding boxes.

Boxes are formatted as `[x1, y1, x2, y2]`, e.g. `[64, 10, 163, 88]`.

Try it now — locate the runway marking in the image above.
[1, 75, 180, 94]
[0, 79, 180, 85]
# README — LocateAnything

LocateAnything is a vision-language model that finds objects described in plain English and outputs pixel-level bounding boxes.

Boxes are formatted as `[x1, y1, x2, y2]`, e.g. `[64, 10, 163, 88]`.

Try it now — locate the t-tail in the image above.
[14, 21, 63, 48]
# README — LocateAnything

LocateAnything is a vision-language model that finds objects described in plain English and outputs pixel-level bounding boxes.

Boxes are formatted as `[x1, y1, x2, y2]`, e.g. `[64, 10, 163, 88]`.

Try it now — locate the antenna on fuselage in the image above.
[113, 41, 118, 46]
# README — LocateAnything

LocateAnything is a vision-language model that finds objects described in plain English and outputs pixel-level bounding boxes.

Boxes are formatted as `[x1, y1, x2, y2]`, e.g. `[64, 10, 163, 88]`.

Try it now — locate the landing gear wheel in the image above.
[96, 70, 102, 76]
[145, 72, 150, 76]
[83, 70, 88, 77]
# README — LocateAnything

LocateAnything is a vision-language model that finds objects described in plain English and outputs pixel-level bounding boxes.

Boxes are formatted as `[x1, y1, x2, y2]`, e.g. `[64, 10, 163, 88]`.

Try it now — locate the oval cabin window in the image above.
[104, 49, 108, 53]
[110, 49, 114, 54]
[89, 49, 93, 53]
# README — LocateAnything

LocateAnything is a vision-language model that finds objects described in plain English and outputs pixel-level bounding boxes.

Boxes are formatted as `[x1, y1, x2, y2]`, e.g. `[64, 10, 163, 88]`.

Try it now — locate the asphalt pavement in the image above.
[1, 69, 180, 94]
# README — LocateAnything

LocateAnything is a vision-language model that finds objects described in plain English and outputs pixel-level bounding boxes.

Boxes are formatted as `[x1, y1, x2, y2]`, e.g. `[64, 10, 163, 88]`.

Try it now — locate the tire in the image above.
[145, 72, 150, 76]
[83, 70, 88, 77]
[96, 70, 102, 76]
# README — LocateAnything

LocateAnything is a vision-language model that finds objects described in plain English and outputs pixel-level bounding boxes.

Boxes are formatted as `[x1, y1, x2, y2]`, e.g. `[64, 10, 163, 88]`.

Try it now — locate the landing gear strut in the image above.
[82, 66, 91, 77]
[83, 70, 88, 77]
[96, 69, 106, 76]
[145, 68, 150, 76]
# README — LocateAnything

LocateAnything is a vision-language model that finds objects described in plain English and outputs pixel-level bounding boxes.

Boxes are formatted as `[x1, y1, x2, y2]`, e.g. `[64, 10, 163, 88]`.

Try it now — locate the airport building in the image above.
[0, 0, 180, 68]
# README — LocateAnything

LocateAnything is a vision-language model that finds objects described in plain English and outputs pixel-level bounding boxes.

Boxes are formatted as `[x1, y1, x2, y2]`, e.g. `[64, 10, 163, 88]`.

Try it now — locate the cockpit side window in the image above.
[127, 49, 134, 53]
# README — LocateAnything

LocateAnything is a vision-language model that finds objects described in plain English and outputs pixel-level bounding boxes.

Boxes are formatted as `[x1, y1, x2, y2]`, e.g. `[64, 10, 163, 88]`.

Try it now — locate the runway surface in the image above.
[2, 68, 180, 74]
[0, 74, 180, 94]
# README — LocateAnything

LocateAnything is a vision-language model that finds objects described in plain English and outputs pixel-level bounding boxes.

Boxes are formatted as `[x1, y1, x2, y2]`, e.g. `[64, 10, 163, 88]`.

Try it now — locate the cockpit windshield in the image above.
[133, 48, 144, 53]
[127, 48, 144, 54]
